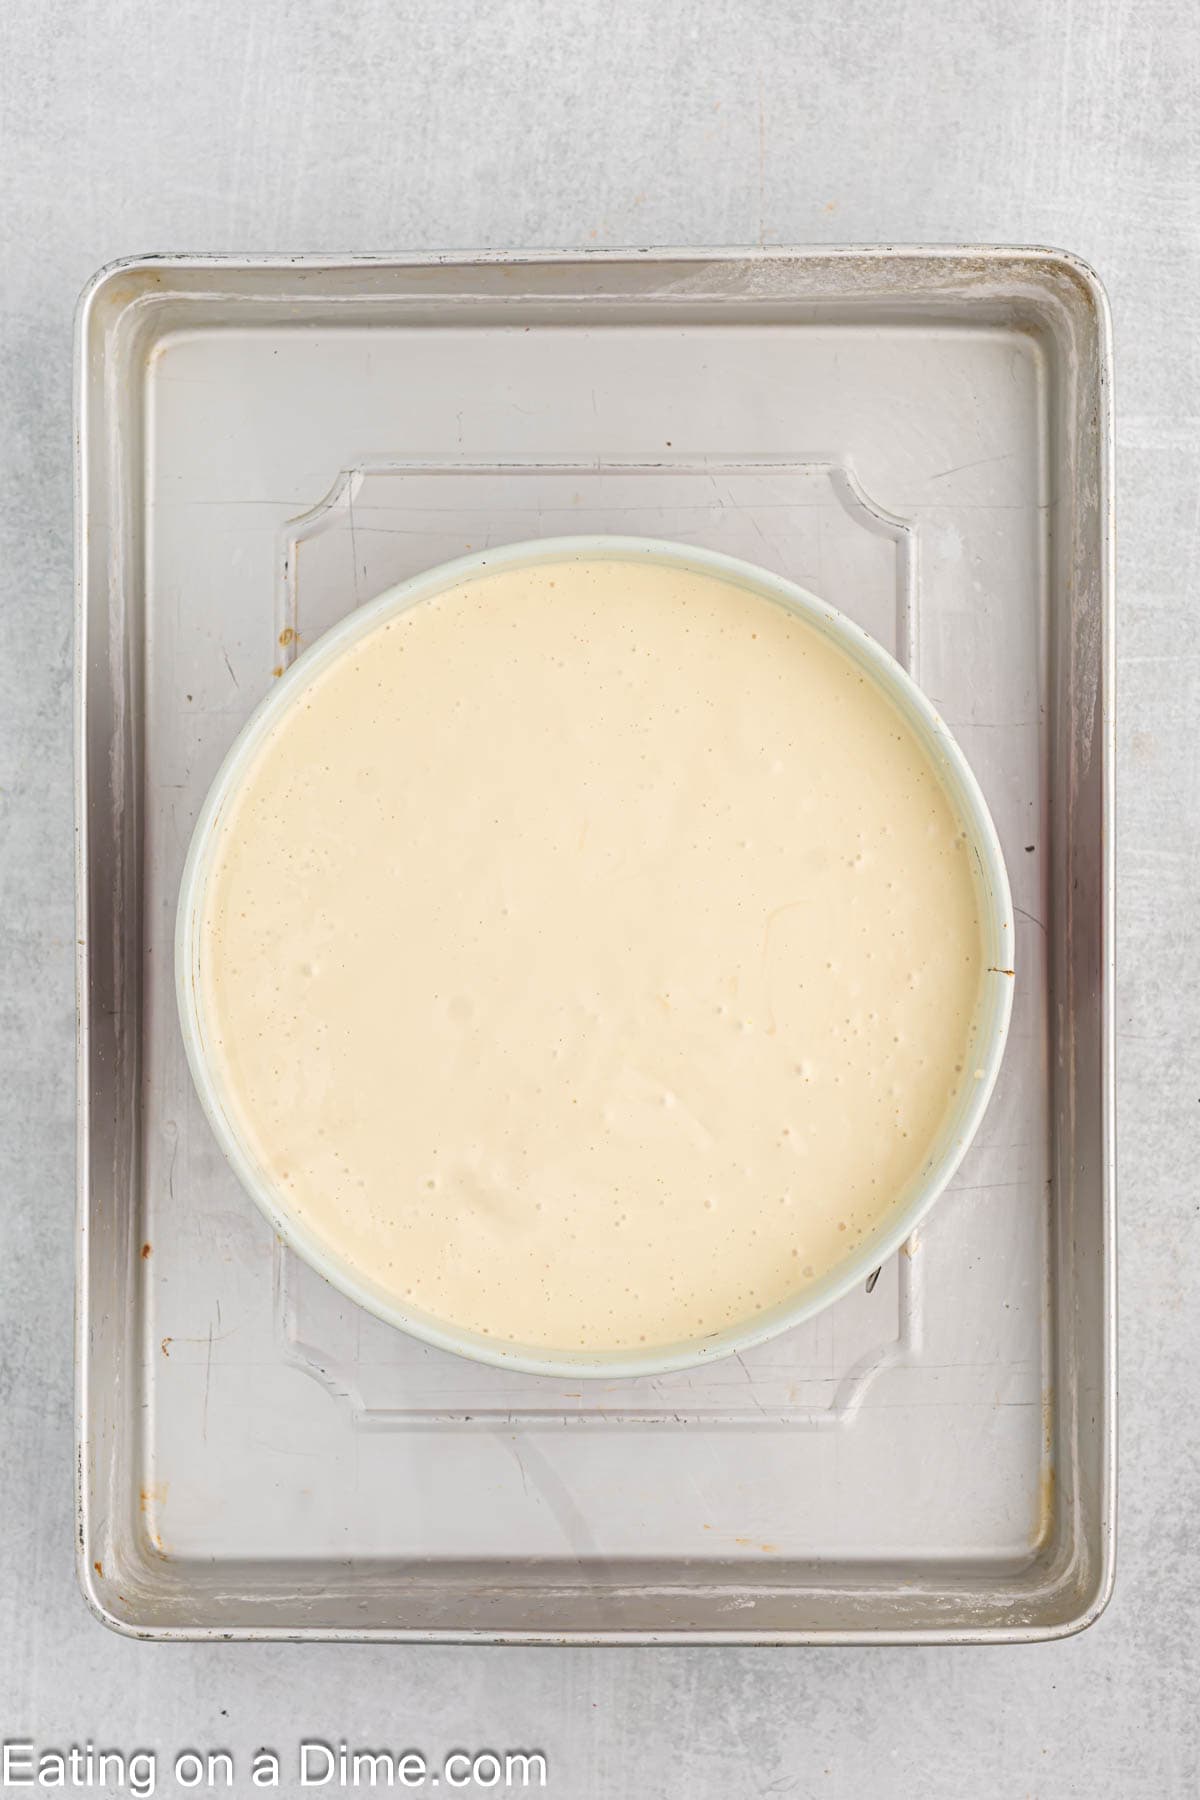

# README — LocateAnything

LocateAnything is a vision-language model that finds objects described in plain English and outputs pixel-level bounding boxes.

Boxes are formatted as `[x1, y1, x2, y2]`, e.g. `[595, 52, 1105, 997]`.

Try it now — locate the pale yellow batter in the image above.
[198, 556, 984, 1352]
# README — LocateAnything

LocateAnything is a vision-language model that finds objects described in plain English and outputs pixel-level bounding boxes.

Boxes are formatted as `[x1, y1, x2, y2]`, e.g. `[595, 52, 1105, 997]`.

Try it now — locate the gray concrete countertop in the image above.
[1, 1, 1194, 1793]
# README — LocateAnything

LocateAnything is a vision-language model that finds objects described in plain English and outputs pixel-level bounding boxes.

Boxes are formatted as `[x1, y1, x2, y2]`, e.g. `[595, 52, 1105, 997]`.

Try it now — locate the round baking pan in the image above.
[177, 536, 1014, 1379]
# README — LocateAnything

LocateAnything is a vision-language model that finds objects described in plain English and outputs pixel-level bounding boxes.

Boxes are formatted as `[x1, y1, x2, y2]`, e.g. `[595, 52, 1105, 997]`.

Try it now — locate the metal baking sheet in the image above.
[75, 248, 1114, 1642]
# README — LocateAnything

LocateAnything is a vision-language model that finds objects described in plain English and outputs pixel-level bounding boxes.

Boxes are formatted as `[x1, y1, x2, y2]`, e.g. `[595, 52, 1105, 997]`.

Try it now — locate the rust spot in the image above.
[278, 626, 296, 647]
[271, 665, 284, 679]
[139, 1482, 168, 1513]
[141, 1242, 152, 1259]
[93, 1560, 103, 1578]
[988, 966, 1015, 977]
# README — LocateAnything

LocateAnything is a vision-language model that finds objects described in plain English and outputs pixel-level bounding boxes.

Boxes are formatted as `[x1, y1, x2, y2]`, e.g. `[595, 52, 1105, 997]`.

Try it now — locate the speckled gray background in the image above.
[1, 1, 1195, 1794]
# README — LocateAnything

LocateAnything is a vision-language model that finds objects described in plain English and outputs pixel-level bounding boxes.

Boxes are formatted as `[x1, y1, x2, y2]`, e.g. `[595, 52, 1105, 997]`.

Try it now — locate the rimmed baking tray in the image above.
[75, 247, 1114, 1641]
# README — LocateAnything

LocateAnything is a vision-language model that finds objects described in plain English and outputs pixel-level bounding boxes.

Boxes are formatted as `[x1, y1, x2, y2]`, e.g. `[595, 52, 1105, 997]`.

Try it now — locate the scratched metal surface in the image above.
[2, 0, 1193, 1790]
[76, 249, 1111, 1642]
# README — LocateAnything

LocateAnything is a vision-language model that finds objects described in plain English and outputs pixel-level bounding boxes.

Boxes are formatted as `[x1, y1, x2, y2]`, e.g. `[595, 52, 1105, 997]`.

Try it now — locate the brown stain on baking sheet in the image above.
[141, 1242, 152, 1259]
[92, 1560, 103, 1578]
[1034, 1387, 1056, 1549]
[1035, 1461, 1056, 1549]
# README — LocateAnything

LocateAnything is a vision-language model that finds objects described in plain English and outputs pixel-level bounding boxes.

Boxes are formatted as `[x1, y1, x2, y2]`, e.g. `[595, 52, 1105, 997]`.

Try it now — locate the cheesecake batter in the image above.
[198, 556, 984, 1352]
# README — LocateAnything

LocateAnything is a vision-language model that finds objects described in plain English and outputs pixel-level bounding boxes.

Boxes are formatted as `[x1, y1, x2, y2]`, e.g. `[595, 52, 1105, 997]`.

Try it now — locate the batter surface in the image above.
[198, 556, 984, 1352]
